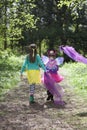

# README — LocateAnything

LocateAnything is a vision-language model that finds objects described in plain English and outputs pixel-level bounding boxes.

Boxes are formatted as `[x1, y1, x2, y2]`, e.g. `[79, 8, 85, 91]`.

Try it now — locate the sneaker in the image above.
[29, 95, 35, 104]
[47, 90, 53, 101]
[47, 96, 51, 101]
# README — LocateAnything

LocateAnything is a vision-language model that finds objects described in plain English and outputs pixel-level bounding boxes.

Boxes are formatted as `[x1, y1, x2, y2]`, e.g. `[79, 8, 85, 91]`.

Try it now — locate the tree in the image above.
[0, 0, 37, 50]
[57, 0, 87, 53]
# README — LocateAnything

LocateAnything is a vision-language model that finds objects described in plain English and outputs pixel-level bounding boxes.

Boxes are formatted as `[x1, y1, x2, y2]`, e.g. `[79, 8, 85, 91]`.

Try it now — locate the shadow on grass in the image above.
[76, 112, 87, 117]
[44, 101, 66, 109]
[29, 102, 44, 111]
[28, 101, 66, 112]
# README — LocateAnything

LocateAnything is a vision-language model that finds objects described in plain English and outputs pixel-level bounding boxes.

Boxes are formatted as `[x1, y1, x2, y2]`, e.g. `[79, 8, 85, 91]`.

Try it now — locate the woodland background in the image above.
[0, 1, 87, 129]
[0, 0, 87, 55]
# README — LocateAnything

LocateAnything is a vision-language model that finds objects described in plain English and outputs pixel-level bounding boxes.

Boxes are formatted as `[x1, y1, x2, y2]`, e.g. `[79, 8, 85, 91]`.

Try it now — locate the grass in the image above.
[60, 61, 87, 110]
[61, 62, 87, 92]
[0, 52, 24, 96]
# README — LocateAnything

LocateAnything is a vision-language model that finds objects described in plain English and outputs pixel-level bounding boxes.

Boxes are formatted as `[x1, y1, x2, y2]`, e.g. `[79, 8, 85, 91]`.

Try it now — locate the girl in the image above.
[45, 49, 64, 101]
[20, 44, 46, 104]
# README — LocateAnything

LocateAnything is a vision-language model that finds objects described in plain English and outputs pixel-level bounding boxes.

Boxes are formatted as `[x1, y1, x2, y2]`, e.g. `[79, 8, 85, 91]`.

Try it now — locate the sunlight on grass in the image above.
[0, 53, 24, 96]
[61, 62, 87, 92]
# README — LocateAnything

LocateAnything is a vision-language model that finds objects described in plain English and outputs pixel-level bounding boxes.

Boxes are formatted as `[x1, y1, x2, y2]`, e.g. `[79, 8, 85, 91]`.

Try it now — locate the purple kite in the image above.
[59, 45, 87, 64]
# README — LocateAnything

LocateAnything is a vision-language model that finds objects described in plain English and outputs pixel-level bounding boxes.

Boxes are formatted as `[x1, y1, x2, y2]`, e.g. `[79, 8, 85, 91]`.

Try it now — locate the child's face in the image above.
[49, 55, 54, 60]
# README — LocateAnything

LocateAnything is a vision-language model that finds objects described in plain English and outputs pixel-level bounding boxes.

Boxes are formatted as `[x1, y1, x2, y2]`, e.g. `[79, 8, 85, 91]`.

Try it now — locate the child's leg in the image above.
[29, 84, 35, 103]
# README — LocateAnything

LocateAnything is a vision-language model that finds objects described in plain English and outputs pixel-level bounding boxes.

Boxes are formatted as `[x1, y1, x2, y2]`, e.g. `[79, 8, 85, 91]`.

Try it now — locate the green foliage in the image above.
[58, 0, 86, 8]
[40, 39, 48, 54]
[0, 0, 87, 54]
[0, 71, 20, 95]
[62, 62, 87, 91]
[0, 50, 23, 96]
[0, 0, 37, 49]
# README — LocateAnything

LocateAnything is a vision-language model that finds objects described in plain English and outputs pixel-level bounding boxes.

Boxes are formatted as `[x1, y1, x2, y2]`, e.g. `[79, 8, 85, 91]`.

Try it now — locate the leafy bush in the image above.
[0, 50, 24, 96]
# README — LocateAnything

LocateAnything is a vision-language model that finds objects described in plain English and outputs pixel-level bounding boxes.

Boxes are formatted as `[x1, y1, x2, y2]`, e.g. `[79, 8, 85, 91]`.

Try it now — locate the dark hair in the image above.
[47, 49, 56, 56]
[29, 44, 37, 63]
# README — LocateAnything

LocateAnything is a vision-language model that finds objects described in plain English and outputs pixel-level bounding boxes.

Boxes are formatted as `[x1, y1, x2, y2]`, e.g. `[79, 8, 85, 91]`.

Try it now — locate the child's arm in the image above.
[37, 54, 46, 71]
[20, 56, 27, 77]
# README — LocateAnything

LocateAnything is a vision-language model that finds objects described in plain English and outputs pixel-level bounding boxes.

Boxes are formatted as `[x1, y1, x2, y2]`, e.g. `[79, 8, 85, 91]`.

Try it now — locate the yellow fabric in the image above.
[26, 70, 41, 84]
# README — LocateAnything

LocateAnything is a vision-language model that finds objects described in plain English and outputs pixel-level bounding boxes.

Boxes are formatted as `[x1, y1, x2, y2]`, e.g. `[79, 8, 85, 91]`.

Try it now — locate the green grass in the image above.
[0, 51, 24, 96]
[61, 62, 87, 92]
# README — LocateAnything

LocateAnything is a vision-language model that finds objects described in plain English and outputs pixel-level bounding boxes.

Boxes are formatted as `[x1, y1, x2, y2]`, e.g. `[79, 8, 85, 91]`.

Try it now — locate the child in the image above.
[45, 49, 64, 101]
[20, 44, 46, 104]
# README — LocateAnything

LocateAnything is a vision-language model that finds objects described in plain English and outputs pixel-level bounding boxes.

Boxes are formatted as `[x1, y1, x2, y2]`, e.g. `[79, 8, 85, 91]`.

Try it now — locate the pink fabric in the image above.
[50, 73, 64, 82]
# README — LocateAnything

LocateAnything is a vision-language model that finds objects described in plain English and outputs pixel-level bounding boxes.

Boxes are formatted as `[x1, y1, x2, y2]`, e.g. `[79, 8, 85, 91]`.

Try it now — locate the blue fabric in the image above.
[46, 65, 58, 73]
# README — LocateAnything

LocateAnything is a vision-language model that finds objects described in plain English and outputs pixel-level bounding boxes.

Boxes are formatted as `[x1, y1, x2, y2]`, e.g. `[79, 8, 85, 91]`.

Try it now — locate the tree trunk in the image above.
[4, 0, 7, 49]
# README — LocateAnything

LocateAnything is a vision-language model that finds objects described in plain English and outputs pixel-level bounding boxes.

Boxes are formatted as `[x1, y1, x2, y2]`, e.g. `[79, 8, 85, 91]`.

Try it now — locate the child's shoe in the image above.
[47, 95, 51, 101]
[47, 95, 53, 101]
[47, 90, 53, 101]
[29, 95, 35, 104]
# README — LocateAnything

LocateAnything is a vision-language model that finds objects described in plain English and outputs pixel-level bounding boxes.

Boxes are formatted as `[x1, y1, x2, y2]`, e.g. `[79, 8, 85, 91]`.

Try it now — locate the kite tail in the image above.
[44, 72, 64, 105]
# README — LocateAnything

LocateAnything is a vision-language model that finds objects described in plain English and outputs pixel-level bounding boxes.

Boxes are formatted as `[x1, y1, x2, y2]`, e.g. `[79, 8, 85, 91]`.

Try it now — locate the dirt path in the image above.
[0, 77, 87, 130]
